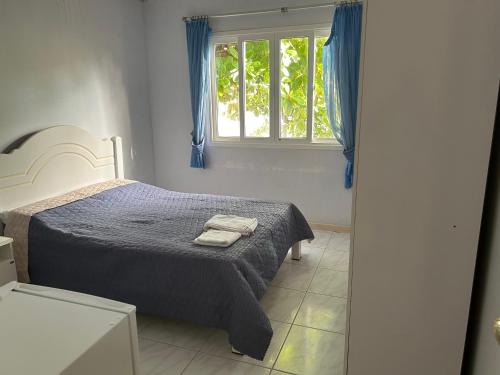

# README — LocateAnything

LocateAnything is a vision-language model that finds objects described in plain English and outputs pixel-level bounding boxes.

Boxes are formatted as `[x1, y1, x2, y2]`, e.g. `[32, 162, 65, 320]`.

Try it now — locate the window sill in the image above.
[208, 141, 343, 151]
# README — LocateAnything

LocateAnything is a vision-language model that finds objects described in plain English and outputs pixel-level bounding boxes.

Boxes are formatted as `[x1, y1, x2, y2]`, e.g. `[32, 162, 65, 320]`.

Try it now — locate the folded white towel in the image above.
[203, 214, 258, 236]
[193, 229, 242, 247]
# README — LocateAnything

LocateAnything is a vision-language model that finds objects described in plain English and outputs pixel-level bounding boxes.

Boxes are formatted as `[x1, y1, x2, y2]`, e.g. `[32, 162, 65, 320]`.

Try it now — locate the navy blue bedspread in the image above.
[28, 182, 313, 359]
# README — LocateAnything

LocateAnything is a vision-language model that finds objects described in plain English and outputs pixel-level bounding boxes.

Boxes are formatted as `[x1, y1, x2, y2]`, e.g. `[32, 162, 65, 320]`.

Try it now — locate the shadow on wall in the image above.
[0, 0, 155, 183]
[2, 132, 37, 153]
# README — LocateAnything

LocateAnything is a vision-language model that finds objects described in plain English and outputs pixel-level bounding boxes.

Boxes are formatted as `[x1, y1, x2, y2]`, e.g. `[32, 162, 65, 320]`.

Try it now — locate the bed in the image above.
[0, 126, 313, 360]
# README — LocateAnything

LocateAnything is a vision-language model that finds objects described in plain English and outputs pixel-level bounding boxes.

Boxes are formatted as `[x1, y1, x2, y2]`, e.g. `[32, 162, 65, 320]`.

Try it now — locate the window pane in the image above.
[244, 40, 270, 138]
[215, 42, 240, 137]
[280, 37, 308, 139]
[313, 36, 335, 140]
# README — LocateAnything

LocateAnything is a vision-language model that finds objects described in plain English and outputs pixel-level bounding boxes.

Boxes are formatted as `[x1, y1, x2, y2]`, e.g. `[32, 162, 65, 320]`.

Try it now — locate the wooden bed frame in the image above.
[0, 125, 302, 259]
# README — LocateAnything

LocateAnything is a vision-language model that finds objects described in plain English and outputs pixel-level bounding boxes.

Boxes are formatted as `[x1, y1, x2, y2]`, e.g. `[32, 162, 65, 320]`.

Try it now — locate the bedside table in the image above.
[0, 237, 17, 286]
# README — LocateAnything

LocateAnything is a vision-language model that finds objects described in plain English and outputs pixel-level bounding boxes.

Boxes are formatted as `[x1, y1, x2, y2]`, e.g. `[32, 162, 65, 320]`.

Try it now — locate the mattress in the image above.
[7, 181, 313, 360]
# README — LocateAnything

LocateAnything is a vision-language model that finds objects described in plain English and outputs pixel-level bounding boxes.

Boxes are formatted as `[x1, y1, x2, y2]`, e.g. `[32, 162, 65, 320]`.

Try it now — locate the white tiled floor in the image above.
[137, 230, 350, 375]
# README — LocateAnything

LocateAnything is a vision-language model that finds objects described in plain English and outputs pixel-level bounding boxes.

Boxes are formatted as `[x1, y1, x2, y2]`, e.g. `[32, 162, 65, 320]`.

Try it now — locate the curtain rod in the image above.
[182, 1, 361, 22]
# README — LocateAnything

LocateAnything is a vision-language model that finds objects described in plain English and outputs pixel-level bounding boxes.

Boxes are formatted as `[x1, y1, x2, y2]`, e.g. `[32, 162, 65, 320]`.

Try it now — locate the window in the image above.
[211, 27, 338, 147]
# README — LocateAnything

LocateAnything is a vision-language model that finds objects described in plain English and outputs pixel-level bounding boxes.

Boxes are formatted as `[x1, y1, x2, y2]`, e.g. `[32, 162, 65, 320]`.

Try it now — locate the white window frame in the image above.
[209, 24, 341, 150]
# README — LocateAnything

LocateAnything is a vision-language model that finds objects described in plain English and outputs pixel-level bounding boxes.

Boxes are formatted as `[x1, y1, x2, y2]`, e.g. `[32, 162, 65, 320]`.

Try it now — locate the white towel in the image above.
[193, 229, 242, 247]
[203, 214, 258, 236]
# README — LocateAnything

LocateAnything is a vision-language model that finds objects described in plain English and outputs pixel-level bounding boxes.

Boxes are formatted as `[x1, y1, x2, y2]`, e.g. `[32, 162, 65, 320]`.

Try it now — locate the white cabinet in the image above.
[0, 236, 16, 286]
[0, 282, 141, 375]
[347, 1, 500, 374]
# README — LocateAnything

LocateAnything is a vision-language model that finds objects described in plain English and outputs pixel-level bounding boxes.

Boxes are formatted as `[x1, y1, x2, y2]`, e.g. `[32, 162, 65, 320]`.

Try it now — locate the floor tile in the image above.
[318, 250, 345, 269]
[326, 232, 350, 252]
[200, 320, 291, 368]
[284, 245, 324, 268]
[269, 371, 292, 375]
[260, 287, 305, 323]
[139, 316, 215, 350]
[304, 230, 332, 248]
[182, 353, 270, 375]
[139, 337, 196, 375]
[271, 263, 316, 291]
[332, 255, 350, 272]
[309, 269, 348, 298]
[275, 326, 345, 375]
[295, 293, 347, 333]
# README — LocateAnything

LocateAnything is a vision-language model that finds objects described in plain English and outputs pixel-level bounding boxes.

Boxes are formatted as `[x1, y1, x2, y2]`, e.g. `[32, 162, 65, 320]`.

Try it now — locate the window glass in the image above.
[214, 42, 240, 137]
[313, 36, 335, 140]
[212, 30, 340, 145]
[279, 37, 308, 139]
[244, 40, 271, 138]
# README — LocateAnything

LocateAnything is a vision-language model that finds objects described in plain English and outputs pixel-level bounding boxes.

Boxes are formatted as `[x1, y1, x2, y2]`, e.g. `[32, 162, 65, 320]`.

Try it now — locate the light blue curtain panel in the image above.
[186, 18, 212, 168]
[323, 2, 363, 188]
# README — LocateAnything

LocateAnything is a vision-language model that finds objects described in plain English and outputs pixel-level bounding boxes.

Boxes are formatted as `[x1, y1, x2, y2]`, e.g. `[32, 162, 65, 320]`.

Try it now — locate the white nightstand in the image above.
[0, 237, 17, 286]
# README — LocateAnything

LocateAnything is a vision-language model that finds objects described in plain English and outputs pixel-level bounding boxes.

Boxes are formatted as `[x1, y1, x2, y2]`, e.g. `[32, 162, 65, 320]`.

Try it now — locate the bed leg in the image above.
[291, 242, 302, 260]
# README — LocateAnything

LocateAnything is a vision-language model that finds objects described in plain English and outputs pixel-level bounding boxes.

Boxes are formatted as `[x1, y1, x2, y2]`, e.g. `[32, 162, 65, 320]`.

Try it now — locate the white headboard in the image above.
[0, 126, 123, 212]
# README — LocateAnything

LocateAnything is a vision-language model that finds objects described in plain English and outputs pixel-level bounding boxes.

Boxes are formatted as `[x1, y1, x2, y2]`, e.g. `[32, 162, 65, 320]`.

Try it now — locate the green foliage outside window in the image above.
[245, 40, 270, 137]
[280, 37, 308, 138]
[215, 43, 239, 123]
[313, 37, 334, 139]
[215, 35, 334, 139]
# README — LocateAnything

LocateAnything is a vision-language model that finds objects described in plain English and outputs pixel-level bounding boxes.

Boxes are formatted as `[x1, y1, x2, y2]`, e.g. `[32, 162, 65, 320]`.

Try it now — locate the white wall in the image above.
[347, 1, 500, 375]
[144, 0, 352, 225]
[0, 0, 155, 183]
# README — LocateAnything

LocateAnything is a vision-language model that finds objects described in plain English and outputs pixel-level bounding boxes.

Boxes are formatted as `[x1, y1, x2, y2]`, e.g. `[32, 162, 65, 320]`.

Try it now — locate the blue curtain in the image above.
[323, 3, 363, 188]
[186, 19, 211, 168]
